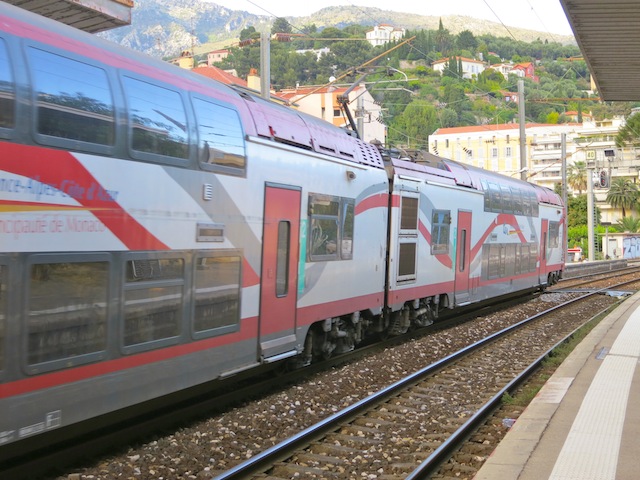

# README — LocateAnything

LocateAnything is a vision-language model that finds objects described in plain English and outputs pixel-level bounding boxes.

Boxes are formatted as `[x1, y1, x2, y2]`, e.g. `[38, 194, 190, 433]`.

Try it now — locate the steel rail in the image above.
[213, 282, 634, 480]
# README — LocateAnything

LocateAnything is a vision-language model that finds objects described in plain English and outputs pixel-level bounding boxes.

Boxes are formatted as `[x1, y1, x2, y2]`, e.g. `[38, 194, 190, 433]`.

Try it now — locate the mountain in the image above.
[99, 0, 576, 59]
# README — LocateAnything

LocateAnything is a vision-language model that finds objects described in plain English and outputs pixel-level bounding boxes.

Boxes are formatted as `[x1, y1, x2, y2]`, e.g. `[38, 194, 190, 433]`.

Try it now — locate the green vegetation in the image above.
[218, 19, 640, 257]
[217, 19, 639, 151]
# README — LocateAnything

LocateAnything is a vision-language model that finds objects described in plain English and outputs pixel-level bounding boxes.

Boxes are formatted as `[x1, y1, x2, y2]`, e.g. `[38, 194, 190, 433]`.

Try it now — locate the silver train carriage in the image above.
[0, 2, 564, 453]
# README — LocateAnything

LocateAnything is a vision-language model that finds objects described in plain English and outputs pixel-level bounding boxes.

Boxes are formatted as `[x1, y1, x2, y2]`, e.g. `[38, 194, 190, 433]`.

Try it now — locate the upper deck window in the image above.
[28, 47, 115, 145]
[0, 38, 14, 129]
[122, 76, 189, 160]
[192, 97, 246, 173]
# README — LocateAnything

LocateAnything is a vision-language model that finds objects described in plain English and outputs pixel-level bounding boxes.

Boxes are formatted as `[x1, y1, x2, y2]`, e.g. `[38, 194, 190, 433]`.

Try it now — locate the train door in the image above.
[259, 184, 301, 361]
[454, 210, 472, 305]
[539, 218, 548, 283]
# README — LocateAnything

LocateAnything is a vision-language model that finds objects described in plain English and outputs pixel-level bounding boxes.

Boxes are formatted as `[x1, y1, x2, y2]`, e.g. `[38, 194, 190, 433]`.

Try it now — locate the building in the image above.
[171, 50, 194, 69]
[192, 65, 249, 89]
[564, 110, 594, 122]
[430, 123, 579, 178]
[429, 118, 637, 226]
[278, 85, 386, 144]
[432, 57, 486, 79]
[295, 47, 330, 60]
[207, 49, 230, 65]
[511, 62, 539, 82]
[488, 62, 539, 82]
[365, 24, 405, 47]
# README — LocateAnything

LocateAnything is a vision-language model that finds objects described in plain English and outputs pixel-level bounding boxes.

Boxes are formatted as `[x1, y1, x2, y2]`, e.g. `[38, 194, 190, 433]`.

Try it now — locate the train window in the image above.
[529, 246, 536, 272]
[459, 230, 467, 272]
[431, 209, 450, 255]
[512, 188, 524, 215]
[398, 241, 417, 279]
[193, 254, 241, 336]
[483, 244, 498, 280]
[123, 257, 184, 348]
[27, 261, 108, 367]
[0, 264, 5, 370]
[308, 194, 355, 261]
[488, 183, 501, 213]
[0, 38, 14, 130]
[523, 190, 532, 216]
[500, 185, 512, 214]
[549, 221, 560, 248]
[514, 244, 522, 275]
[504, 243, 517, 277]
[400, 196, 418, 231]
[193, 97, 246, 173]
[481, 179, 491, 211]
[276, 222, 290, 297]
[341, 202, 354, 260]
[122, 76, 189, 160]
[28, 47, 115, 145]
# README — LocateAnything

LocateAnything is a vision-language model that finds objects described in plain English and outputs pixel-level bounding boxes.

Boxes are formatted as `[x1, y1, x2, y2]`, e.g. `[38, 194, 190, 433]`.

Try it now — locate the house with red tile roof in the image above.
[279, 84, 386, 144]
[488, 62, 539, 82]
[564, 110, 594, 122]
[511, 62, 539, 82]
[207, 49, 230, 65]
[192, 65, 248, 88]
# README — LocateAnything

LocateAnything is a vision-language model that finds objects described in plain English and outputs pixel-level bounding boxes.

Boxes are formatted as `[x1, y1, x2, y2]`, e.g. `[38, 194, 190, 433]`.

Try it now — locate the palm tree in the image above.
[567, 160, 587, 195]
[607, 177, 639, 218]
[617, 216, 640, 233]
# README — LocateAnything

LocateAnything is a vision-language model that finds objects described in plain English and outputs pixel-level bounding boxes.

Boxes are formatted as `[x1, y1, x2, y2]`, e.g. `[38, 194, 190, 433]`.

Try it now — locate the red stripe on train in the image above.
[1, 143, 168, 250]
[0, 316, 259, 399]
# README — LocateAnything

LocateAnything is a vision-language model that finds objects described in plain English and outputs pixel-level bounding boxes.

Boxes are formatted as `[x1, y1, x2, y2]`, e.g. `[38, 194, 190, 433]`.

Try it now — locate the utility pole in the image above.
[356, 93, 364, 140]
[260, 31, 270, 100]
[518, 79, 527, 181]
[587, 167, 595, 261]
[562, 133, 568, 263]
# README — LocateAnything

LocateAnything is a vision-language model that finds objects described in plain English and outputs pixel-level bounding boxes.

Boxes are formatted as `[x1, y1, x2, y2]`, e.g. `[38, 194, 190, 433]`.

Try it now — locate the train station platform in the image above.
[474, 290, 640, 480]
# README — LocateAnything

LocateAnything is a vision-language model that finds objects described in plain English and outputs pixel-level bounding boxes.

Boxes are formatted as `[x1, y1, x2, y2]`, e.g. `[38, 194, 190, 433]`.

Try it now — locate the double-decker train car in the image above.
[384, 156, 564, 334]
[0, 2, 563, 457]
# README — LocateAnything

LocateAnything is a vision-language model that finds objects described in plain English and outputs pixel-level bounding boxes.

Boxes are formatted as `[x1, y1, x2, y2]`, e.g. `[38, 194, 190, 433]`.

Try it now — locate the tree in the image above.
[388, 100, 438, 148]
[567, 160, 587, 195]
[567, 194, 600, 228]
[435, 19, 453, 53]
[616, 112, 640, 147]
[456, 30, 478, 52]
[271, 17, 291, 35]
[239, 26, 258, 42]
[606, 177, 639, 218]
[616, 216, 640, 233]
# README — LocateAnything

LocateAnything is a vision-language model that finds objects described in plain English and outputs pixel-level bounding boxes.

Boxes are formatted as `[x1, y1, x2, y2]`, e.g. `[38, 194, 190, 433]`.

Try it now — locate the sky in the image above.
[208, 0, 573, 37]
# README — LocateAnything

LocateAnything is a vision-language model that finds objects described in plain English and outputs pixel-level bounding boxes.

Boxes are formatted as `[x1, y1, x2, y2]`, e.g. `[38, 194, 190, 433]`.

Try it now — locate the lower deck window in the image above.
[0, 265, 5, 370]
[483, 242, 538, 280]
[27, 261, 108, 365]
[193, 254, 241, 334]
[308, 194, 355, 261]
[124, 257, 184, 347]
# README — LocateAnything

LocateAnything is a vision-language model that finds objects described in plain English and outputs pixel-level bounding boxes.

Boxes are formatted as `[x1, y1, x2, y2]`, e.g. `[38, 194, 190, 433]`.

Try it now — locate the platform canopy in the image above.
[3, 0, 132, 32]
[560, 0, 640, 101]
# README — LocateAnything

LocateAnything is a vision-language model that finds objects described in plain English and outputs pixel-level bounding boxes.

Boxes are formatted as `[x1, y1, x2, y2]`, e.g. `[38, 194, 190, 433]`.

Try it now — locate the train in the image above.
[0, 2, 564, 455]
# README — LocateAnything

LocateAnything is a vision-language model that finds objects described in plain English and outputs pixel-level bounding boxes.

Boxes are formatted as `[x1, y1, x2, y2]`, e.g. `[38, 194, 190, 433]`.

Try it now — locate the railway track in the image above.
[211, 281, 636, 479]
[553, 264, 640, 291]
[12, 267, 635, 479]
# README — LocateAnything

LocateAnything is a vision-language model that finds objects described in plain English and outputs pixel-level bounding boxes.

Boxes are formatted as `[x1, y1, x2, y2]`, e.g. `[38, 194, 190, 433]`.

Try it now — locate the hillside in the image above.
[99, 0, 576, 59]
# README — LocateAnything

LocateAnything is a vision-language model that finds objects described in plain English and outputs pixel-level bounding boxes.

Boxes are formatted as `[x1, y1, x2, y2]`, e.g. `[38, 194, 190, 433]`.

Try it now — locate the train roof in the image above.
[389, 153, 563, 207]
[0, 2, 384, 170]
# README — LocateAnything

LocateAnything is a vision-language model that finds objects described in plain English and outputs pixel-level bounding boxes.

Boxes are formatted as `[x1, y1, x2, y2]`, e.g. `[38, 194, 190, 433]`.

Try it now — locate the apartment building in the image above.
[429, 118, 637, 225]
